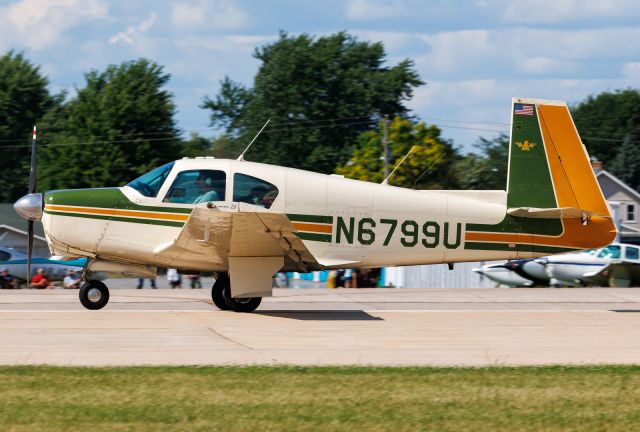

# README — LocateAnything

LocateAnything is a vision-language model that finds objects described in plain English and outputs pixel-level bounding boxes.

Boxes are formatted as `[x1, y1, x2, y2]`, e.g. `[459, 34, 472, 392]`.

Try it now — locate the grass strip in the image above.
[1, 365, 640, 431]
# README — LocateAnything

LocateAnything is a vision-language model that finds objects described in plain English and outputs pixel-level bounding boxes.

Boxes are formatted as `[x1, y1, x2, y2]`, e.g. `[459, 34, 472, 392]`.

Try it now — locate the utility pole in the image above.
[382, 114, 390, 179]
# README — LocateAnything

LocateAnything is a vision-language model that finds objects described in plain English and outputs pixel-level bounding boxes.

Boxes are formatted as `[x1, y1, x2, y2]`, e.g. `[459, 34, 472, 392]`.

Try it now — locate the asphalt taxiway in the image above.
[2, 287, 640, 366]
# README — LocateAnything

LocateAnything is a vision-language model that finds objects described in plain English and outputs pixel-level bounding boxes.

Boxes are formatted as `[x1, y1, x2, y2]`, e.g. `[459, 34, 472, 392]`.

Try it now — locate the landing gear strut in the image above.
[79, 280, 110, 310]
[211, 272, 262, 313]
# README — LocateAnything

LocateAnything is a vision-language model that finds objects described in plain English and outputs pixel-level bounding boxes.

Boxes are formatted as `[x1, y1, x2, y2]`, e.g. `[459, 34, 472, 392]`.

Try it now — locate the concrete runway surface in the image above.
[2, 287, 640, 366]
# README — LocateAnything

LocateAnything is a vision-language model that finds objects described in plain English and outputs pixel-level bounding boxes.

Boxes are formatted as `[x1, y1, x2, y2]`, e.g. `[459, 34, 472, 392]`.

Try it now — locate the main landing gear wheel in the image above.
[212, 274, 230, 310]
[79, 280, 109, 310]
[211, 272, 262, 313]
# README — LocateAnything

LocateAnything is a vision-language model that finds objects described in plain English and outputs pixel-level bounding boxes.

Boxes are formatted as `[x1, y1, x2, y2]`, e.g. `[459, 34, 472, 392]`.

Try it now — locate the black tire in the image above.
[220, 278, 261, 313]
[224, 295, 262, 313]
[79, 280, 109, 310]
[212, 273, 230, 310]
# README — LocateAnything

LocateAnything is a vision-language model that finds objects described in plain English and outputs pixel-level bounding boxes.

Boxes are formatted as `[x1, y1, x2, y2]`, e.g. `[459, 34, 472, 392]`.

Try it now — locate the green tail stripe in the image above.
[288, 213, 333, 224]
[466, 215, 563, 236]
[464, 241, 575, 254]
[297, 232, 332, 242]
[44, 210, 185, 228]
[508, 102, 557, 208]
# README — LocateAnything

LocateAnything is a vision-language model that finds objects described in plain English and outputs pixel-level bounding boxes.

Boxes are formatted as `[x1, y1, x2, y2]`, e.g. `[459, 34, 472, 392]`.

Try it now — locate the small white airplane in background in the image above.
[14, 98, 617, 311]
[475, 242, 640, 287]
[0, 245, 86, 282]
[473, 258, 549, 287]
[540, 242, 640, 287]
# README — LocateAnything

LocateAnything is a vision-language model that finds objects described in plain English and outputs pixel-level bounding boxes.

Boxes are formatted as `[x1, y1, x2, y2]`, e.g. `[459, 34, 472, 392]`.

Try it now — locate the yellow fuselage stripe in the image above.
[45, 205, 190, 222]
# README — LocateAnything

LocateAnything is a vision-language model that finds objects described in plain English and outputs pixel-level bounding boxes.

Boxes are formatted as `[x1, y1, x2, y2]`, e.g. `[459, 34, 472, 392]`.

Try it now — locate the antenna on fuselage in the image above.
[381, 146, 416, 185]
[237, 118, 270, 161]
[412, 152, 446, 190]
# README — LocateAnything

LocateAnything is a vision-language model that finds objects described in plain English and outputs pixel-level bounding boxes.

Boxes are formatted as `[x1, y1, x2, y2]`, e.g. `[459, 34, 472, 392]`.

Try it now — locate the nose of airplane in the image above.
[14, 193, 43, 221]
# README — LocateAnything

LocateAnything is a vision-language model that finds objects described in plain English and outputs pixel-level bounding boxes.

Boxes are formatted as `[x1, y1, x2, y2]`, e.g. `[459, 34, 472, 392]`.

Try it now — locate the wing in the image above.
[152, 207, 320, 272]
[582, 261, 640, 287]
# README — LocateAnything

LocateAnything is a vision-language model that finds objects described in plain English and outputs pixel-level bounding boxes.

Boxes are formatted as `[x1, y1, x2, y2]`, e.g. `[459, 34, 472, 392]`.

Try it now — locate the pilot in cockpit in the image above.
[193, 171, 225, 204]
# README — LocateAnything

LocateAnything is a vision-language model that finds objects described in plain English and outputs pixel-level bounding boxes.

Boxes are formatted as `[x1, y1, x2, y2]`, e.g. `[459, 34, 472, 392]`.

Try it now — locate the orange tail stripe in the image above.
[466, 217, 615, 249]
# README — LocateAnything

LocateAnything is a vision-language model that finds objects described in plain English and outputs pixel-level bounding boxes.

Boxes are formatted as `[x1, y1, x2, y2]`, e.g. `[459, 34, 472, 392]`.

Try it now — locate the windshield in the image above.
[127, 162, 175, 197]
[596, 245, 621, 259]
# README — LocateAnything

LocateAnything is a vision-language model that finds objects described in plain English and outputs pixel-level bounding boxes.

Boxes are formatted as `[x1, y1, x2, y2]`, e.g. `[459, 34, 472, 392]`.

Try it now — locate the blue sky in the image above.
[1, 0, 639, 152]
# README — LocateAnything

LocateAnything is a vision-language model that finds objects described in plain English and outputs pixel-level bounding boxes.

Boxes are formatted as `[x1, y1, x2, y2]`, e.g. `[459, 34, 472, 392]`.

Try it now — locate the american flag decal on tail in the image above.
[514, 103, 534, 116]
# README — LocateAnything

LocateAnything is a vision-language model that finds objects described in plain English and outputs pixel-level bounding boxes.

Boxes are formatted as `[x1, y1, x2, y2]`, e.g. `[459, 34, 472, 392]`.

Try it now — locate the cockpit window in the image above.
[233, 173, 278, 209]
[625, 246, 639, 260]
[164, 170, 226, 204]
[597, 245, 621, 259]
[127, 162, 175, 197]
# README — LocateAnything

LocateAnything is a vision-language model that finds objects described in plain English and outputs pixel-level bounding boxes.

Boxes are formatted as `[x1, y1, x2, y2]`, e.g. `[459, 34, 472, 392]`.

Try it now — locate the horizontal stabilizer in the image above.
[507, 207, 610, 219]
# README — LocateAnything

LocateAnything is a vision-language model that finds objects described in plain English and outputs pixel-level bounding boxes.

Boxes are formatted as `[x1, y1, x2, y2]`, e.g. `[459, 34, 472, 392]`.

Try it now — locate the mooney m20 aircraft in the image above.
[14, 98, 616, 311]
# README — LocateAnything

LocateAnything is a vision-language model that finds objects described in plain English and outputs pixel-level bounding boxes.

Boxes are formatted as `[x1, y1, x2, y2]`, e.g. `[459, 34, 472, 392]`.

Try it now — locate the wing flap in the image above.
[153, 208, 318, 272]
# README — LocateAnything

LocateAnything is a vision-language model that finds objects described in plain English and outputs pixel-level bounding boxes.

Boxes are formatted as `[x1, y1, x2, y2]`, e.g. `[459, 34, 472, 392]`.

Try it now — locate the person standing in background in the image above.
[63, 270, 81, 289]
[167, 268, 182, 289]
[136, 278, 156, 289]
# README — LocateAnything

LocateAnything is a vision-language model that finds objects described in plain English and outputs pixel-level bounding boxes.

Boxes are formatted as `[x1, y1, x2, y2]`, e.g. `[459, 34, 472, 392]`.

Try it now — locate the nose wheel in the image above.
[79, 280, 110, 310]
[211, 273, 261, 312]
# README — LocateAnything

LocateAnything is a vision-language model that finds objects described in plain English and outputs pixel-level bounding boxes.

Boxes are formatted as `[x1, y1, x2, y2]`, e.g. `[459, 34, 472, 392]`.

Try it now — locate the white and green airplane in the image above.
[14, 98, 616, 311]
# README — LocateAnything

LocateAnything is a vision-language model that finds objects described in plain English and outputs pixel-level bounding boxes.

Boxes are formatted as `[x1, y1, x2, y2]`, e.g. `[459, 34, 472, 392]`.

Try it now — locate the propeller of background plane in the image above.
[14, 126, 43, 282]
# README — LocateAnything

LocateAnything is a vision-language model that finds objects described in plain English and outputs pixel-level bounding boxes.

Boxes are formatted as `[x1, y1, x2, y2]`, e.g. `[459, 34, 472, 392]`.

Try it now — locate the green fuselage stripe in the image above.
[287, 213, 334, 224]
[464, 241, 576, 254]
[297, 232, 332, 242]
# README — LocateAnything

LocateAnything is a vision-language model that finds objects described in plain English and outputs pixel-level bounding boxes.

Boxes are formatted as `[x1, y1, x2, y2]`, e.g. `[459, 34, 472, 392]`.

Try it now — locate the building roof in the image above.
[596, 170, 640, 203]
[0, 203, 44, 237]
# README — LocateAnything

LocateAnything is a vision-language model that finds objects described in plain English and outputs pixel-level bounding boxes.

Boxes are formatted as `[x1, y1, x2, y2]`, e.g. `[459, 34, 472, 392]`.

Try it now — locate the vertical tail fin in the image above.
[465, 98, 616, 257]
[507, 98, 612, 220]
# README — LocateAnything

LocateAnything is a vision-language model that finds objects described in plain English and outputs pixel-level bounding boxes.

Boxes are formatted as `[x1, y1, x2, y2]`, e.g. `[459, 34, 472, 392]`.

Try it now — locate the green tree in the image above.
[608, 134, 640, 190]
[202, 31, 423, 173]
[453, 135, 508, 190]
[40, 59, 182, 190]
[0, 51, 53, 201]
[180, 133, 212, 158]
[335, 117, 458, 189]
[572, 89, 640, 175]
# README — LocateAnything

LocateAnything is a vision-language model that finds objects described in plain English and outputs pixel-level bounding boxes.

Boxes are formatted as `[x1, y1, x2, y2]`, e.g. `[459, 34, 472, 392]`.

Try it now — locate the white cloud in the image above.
[174, 34, 273, 54]
[109, 12, 157, 46]
[350, 30, 415, 51]
[622, 62, 640, 81]
[414, 27, 640, 79]
[407, 77, 637, 150]
[0, 0, 108, 50]
[344, 0, 409, 20]
[171, 0, 249, 30]
[502, 0, 640, 24]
